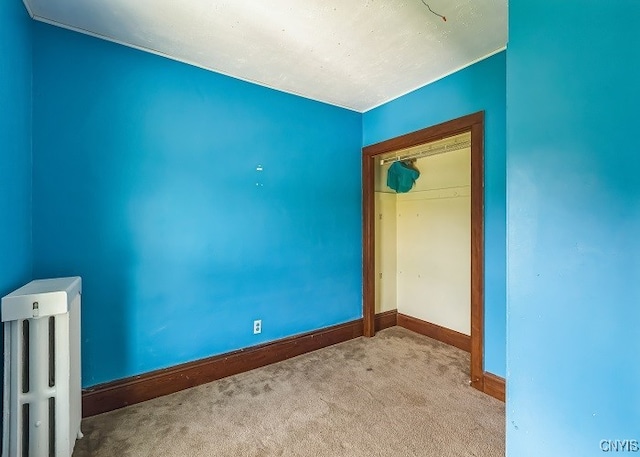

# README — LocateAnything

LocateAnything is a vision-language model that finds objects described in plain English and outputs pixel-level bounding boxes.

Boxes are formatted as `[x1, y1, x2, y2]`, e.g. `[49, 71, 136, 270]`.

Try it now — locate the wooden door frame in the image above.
[362, 111, 485, 391]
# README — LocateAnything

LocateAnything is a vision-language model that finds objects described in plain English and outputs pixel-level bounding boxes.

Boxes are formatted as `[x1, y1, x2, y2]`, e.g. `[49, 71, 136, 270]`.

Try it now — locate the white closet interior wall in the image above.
[374, 132, 471, 335]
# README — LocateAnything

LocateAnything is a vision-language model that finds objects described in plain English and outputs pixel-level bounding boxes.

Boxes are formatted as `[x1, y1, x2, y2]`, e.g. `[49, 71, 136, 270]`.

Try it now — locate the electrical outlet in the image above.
[253, 319, 262, 335]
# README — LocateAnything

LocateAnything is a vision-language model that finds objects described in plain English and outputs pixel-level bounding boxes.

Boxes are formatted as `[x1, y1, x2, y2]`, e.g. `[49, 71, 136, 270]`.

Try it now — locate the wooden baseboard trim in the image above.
[374, 309, 397, 331]
[83, 316, 382, 417]
[396, 313, 471, 353]
[483, 372, 505, 402]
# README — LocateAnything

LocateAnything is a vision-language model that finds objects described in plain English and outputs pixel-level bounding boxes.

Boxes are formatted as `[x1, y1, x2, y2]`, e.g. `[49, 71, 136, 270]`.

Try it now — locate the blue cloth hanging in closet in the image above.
[387, 161, 420, 193]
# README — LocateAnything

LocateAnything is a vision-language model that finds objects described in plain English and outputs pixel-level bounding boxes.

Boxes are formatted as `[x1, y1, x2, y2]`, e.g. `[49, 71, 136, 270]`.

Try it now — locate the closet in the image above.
[374, 132, 471, 336]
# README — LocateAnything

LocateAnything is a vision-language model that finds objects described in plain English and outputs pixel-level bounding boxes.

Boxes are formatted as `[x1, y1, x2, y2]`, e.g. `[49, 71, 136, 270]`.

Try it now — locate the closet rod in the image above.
[379, 139, 471, 165]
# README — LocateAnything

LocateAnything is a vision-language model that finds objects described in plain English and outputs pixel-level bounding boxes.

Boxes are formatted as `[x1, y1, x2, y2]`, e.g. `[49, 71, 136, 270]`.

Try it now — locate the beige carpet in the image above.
[73, 327, 505, 456]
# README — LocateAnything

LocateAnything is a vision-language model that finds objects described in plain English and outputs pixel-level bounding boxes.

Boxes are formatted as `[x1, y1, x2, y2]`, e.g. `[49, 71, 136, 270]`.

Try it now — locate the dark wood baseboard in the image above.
[483, 372, 505, 402]
[82, 310, 501, 417]
[396, 313, 471, 353]
[374, 309, 397, 331]
[83, 315, 394, 417]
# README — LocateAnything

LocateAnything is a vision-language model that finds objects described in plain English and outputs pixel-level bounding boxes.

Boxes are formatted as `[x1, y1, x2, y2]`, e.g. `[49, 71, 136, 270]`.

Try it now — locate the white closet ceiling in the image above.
[23, 0, 507, 112]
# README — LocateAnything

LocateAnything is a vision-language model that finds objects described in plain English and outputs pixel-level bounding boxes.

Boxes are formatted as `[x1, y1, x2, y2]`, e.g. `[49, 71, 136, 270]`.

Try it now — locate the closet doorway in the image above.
[362, 112, 485, 392]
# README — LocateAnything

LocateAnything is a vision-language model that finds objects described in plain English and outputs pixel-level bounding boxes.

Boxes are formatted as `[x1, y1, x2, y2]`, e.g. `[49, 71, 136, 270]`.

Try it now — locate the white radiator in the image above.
[2, 277, 82, 457]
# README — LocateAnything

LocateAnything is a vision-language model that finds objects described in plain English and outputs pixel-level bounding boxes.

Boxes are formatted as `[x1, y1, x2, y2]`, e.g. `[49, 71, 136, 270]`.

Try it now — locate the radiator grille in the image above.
[2, 277, 82, 457]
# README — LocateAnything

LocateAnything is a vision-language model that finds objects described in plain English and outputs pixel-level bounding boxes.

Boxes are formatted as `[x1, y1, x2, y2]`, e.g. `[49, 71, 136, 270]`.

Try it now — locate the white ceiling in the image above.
[23, 0, 507, 112]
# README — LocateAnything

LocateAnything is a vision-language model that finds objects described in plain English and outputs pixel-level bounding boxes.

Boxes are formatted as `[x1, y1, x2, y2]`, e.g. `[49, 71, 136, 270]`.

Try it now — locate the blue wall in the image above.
[363, 52, 507, 377]
[0, 0, 32, 296]
[32, 23, 363, 387]
[507, 2, 640, 455]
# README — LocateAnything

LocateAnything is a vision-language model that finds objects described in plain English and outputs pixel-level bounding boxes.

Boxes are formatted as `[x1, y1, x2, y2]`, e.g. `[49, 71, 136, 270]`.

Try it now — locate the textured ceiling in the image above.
[23, 0, 507, 112]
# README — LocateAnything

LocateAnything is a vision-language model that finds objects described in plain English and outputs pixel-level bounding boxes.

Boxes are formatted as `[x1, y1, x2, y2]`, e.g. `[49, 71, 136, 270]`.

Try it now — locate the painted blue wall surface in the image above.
[507, 2, 640, 455]
[363, 52, 507, 378]
[0, 0, 32, 296]
[32, 23, 363, 387]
